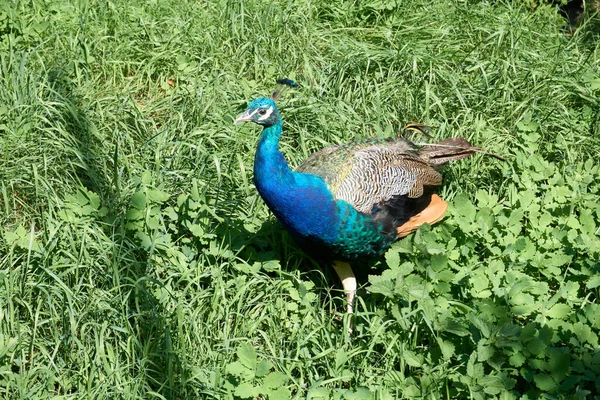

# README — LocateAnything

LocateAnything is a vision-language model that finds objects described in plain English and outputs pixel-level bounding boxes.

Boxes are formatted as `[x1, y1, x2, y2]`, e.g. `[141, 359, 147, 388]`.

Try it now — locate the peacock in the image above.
[235, 79, 481, 314]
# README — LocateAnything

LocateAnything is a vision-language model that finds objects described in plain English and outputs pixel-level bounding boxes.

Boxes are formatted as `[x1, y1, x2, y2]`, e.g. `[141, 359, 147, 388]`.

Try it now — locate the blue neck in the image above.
[253, 121, 339, 243]
[254, 122, 293, 189]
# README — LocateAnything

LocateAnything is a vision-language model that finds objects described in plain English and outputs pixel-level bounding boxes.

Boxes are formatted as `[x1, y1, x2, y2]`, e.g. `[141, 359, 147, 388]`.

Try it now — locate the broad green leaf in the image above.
[546, 304, 571, 319]
[509, 352, 526, 367]
[141, 170, 153, 184]
[589, 77, 600, 90]
[467, 352, 484, 378]
[234, 382, 260, 399]
[429, 254, 447, 272]
[344, 388, 373, 400]
[511, 303, 536, 316]
[454, 194, 476, 220]
[545, 254, 572, 268]
[477, 342, 494, 362]
[340, 369, 353, 382]
[131, 191, 147, 210]
[520, 323, 537, 343]
[572, 321, 594, 345]
[367, 272, 396, 298]
[307, 387, 330, 399]
[147, 189, 170, 203]
[526, 338, 546, 356]
[385, 249, 400, 269]
[437, 338, 455, 360]
[255, 359, 273, 377]
[442, 318, 470, 337]
[479, 375, 504, 395]
[237, 343, 257, 370]
[263, 371, 288, 388]
[498, 323, 521, 338]
[125, 207, 143, 221]
[135, 232, 152, 249]
[586, 275, 600, 290]
[268, 387, 292, 400]
[469, 315, 490, 338]
[335, 348, 348, 369]
[533, 374, 557, 392]
[187, 223, 205, 237]
[226, 361, 249, 377]
[403, 350, 423, 367]
[547, 347, 570, 381]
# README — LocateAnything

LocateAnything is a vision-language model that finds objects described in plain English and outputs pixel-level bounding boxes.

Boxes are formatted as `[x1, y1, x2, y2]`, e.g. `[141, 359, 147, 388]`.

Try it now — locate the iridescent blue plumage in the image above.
[235, 84, 480, 314]
[236, 97, 393, 261]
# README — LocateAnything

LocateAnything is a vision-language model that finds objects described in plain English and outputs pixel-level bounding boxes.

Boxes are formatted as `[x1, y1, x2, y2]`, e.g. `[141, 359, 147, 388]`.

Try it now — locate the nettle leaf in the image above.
[437, 338, 455, 360]
[586, 275, 600, 290]
[583, 304, 600, 330]
[470, 314, 491, 339]
[403, 350, 423, 368]
[545, 253, 572, 268]
[477, 342, 494, 362]
[368, 271, 396, 298]
[467, 352, 484, 378]
[498, 323, 521, 338]
[237, 342, 257, 370]
[335, 348, 348, 369]
[454, 194, 477, 220]
[572, 321, 595, 345]
[429, 254, 448, 272]
[520, 323, 537, 342]
[135, 231, 153, 250]
[385, 249, 400, 269]
[340, 369, 354, 383]
[442, 317, 470, 337]
[547, 347, 570, 380]
[470, 271, 491, 298]
[479, 375, 505, 395]
[538, 212, 554, 230]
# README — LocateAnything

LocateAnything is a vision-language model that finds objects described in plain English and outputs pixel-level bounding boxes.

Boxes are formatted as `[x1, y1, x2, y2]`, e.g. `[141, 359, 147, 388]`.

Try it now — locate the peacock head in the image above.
[234, 98, 281, 127]
[235, 78, 296, 127]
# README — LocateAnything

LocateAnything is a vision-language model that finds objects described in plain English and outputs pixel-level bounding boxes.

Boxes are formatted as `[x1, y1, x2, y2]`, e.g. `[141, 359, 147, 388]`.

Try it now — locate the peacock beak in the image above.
[234, 109, 253, 124]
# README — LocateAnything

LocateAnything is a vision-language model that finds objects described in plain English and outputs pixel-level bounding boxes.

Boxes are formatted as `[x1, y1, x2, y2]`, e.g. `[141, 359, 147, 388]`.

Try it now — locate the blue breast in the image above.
[253, 122, 394, 260]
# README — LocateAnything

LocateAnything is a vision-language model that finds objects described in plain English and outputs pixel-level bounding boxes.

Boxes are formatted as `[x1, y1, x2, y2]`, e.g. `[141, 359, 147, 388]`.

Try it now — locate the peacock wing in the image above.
[296, 138, 442, 213]
[296, 138, 393, 195]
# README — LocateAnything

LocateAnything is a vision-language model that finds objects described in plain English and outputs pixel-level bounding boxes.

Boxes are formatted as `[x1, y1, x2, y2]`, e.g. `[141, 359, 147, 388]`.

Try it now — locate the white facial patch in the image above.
[258, 106, 274, 121]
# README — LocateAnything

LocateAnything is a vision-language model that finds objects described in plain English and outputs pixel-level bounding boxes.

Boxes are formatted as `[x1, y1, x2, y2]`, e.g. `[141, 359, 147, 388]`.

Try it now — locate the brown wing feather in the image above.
[296, 136, 476, 218]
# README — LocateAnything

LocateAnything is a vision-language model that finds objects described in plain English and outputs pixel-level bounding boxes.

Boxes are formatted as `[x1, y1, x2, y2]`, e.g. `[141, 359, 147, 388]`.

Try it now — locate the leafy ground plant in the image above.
[1, 0, 599, 398]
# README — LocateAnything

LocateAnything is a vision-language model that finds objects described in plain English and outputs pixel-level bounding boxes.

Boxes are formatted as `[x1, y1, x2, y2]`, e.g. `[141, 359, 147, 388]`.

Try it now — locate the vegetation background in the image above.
[1, 0, 599, 398]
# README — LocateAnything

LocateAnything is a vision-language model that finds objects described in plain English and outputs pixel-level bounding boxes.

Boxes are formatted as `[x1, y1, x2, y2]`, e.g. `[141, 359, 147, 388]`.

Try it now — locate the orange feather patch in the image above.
[396, 194, 448, 238]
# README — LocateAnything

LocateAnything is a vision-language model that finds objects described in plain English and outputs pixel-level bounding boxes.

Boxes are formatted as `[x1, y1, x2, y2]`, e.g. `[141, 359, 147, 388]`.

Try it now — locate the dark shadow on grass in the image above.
[45, 67, 194, 399]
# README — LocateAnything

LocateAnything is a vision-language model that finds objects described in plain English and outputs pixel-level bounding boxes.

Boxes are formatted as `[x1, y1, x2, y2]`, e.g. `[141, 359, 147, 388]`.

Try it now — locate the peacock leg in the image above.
[332, 260, 356, 314]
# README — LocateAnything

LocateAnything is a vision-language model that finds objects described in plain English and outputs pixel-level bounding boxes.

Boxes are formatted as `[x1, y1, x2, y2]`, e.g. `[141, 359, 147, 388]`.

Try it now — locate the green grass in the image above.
[1, 0, 599, 398]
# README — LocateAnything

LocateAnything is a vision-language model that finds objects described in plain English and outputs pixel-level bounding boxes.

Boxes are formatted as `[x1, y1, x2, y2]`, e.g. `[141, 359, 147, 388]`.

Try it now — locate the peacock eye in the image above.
[257, 109, 267, 115]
